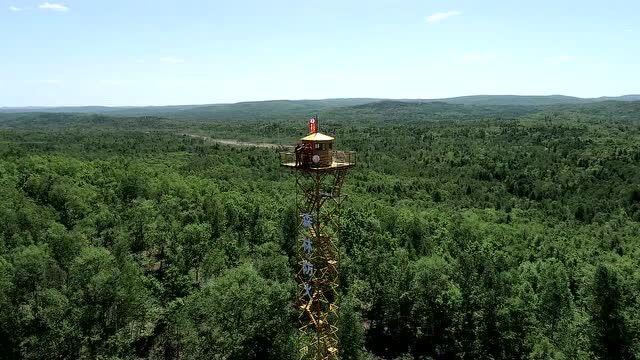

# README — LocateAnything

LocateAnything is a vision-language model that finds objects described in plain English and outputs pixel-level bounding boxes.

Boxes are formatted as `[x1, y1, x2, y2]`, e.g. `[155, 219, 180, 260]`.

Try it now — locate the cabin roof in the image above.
[301, 132, 334, 141]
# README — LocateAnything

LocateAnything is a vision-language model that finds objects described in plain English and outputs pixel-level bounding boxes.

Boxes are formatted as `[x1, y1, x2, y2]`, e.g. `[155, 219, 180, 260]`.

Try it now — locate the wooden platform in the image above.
[280, 150, 356, 172]
[281, 162, 355, 171]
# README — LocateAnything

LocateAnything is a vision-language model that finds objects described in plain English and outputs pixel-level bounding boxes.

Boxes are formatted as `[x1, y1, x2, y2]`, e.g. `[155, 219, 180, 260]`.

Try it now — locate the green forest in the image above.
[0, 100, 639, 359]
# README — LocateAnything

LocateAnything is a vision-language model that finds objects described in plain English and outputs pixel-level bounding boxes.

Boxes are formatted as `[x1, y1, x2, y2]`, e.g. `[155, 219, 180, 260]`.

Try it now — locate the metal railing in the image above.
[279, 150, 356, 167]
[333, 150, 356, 165]
[280, 152, 296, 165]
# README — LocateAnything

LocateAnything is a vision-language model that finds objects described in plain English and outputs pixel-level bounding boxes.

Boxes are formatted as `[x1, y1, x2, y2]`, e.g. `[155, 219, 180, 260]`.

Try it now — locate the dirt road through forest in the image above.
[182, 133, 293, 149]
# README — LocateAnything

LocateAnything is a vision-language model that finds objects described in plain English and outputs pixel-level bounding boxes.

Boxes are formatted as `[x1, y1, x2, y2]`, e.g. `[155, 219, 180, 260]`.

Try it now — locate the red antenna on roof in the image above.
[308, 113, 318, 134]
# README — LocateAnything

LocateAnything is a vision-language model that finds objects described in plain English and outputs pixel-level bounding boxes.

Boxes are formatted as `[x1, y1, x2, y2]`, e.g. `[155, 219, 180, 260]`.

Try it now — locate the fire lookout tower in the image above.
[280, 116, 355, 359]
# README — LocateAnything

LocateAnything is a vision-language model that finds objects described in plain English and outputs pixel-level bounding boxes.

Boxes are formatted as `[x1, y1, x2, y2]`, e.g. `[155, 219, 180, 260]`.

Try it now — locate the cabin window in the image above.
[315, 143, 321, 150]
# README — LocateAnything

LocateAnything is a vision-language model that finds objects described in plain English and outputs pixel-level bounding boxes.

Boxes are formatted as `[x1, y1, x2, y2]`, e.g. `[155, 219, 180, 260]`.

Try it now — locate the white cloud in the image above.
[39, 2, 69, 12]
[159, 57, 185, 64]
[546, 55, 576, 64]
[9, 6, 22, 11]
[459, 52, 497, 64]
[425, 10, 461, 23]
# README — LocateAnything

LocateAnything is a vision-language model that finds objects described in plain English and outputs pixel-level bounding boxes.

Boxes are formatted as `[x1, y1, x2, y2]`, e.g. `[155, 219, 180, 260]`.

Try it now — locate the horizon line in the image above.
[1, 93, 639, 109]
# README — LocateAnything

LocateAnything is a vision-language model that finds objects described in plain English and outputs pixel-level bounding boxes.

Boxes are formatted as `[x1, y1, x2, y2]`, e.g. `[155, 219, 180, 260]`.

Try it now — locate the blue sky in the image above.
[0, 0, 638, 106]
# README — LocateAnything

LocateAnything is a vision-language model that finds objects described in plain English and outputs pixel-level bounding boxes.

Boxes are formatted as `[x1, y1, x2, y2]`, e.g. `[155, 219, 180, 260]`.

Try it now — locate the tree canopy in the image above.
[0, 100, 639, 359]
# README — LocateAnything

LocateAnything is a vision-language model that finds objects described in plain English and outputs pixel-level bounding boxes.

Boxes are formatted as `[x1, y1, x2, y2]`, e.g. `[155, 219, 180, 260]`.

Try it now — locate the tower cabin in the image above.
[300, 132, 334, 167]
[280, 131, 355, 170]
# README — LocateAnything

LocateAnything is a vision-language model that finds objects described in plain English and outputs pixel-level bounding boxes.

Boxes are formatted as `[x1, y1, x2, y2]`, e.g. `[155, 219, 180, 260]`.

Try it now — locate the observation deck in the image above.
[280, 131, 355, 171]
[280, 150, 356, 171]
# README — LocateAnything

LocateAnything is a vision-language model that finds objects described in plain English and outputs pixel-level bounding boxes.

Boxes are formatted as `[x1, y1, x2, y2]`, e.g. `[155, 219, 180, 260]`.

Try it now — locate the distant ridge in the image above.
[0, 98, 380, 118]
[400, 94, 640, 106]
[1, 95, 639, 116]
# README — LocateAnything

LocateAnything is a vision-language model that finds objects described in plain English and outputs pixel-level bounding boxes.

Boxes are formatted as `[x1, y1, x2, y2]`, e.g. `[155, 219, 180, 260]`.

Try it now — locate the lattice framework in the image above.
[294, 167, 350, 360]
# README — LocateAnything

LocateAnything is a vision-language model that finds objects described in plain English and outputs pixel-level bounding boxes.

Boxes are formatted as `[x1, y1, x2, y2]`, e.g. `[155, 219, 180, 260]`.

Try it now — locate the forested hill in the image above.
[0, 101, 639, 359]
[423, 94, 640, 106]
[2, 100, 639, 127]
[342, 99, 640, 122]
[2, 94, 640, 118]
[0, 98, 380, 119]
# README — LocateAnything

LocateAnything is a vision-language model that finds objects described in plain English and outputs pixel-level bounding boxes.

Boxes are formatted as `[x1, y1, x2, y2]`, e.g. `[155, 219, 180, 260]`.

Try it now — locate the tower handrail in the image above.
[279, 150, 356, 167]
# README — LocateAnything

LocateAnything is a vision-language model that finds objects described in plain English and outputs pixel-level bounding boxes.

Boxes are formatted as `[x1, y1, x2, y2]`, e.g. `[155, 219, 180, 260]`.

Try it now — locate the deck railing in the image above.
[333, 150, 356, 165]
[279, 150, 356, 167]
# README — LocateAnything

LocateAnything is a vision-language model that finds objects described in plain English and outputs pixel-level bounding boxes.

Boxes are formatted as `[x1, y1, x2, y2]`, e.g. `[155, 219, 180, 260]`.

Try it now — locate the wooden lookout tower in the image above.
[298, 132, 335, 168]
[280, 115, 355, 360]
